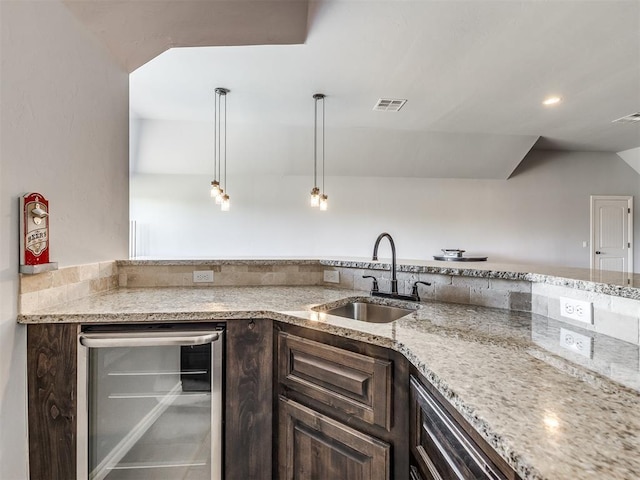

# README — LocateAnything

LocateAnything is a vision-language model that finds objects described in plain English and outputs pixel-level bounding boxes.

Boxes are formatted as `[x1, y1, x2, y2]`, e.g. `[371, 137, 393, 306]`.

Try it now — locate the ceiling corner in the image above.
[617, 147, 640, 176]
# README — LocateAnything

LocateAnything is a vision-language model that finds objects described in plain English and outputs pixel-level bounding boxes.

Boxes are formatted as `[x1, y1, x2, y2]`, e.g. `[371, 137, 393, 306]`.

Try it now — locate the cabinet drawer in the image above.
[278, 332, 392, 429]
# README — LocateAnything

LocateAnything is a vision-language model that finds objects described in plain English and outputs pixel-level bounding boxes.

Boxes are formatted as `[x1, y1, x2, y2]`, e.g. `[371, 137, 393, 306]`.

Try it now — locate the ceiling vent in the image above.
[612, 112, 640, 124]
[373, 98, 407, 112]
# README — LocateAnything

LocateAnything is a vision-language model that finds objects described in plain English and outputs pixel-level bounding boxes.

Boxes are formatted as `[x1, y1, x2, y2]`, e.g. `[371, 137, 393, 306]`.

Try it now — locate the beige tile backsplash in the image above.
[117, 263, 323, 288]
[19, 261, 118, 314]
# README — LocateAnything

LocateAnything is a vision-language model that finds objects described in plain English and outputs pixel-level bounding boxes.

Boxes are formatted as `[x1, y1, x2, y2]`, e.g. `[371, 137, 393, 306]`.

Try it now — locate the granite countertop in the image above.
[18, 286, 640, 480]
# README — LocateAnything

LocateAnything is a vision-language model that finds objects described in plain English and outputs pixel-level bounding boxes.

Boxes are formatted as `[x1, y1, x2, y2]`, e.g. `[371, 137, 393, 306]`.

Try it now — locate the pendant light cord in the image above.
[213, 91, 217, 182]
[218, 92, 222, 186]
[313, 97, 318, 188]
[224, 92, 227, 192]
[322, 96, 325, 194]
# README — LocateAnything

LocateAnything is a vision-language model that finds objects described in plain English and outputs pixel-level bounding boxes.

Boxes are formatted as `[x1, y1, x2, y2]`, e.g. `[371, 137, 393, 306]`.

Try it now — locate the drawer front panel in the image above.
[278, 332, 392, 429]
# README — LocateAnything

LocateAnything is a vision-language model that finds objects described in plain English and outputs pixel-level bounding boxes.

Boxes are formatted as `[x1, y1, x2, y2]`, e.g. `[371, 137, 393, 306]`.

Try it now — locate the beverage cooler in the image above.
[77, 323, 224, 480]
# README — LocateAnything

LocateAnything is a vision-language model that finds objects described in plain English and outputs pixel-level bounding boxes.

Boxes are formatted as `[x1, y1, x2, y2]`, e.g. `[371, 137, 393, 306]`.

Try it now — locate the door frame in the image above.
[589, 195, 633, 275]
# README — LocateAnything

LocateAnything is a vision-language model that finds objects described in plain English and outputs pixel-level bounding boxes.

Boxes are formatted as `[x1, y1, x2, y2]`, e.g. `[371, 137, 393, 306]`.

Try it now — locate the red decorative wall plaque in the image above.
[20, 192, 50, 266]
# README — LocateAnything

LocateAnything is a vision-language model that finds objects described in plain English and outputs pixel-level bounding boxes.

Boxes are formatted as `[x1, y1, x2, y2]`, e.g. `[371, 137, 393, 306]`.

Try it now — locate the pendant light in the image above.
[310, 93, 328, 210]
[210, 87, 231, 211]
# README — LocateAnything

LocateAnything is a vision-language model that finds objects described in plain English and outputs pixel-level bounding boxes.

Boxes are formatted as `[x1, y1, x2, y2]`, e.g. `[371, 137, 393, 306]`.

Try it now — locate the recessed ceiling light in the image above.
[542, 96, 562, 106]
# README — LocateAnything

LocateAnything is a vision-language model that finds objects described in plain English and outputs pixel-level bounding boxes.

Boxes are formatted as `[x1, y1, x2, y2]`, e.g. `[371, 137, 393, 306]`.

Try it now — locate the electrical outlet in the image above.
[560, 328, 593, 359]
[323, 270, 340, 283]
[559, 297, 593, 324]
[193, 271, 214, 283]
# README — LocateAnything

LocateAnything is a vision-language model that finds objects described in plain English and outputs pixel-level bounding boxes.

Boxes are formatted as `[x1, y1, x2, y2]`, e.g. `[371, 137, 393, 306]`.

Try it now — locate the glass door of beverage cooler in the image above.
[77, 324, 224, 480]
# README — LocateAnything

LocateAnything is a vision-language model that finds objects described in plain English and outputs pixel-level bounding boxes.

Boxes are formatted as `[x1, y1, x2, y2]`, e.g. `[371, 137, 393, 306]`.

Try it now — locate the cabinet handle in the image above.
[595, 251, 602, 255]
[79, 331, 220, 348]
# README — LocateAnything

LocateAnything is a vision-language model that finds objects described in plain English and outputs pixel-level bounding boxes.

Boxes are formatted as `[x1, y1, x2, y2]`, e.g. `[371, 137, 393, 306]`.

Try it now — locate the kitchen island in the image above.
[18, 284, 640, 480]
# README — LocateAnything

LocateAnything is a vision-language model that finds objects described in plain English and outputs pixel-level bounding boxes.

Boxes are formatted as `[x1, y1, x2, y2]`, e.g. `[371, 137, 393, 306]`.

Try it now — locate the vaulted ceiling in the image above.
[65, 0, 640, 179]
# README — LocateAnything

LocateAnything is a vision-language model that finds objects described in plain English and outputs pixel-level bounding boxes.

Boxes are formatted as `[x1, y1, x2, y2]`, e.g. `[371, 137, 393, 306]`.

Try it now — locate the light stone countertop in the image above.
[18, 286, 640, 480]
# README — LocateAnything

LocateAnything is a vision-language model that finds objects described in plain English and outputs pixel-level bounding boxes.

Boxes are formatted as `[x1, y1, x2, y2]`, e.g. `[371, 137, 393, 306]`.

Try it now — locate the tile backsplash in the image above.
[19, 261, 118, 314]
[322, 266, 532, 312]
[117, 263, 324, 288]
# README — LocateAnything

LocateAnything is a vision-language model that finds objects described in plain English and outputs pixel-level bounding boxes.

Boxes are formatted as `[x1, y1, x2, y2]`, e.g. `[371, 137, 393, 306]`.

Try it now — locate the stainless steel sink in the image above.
[323, 302, 414, 323]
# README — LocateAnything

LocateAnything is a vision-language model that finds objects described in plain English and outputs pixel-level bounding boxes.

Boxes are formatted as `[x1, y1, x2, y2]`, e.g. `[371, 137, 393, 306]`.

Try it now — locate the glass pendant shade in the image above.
[210, 180, 220, 198]
[310, 187, 320, 207]
[215, 188, 224, 205]
[319, 194, 328, 211]
[221, 194, 230, 211]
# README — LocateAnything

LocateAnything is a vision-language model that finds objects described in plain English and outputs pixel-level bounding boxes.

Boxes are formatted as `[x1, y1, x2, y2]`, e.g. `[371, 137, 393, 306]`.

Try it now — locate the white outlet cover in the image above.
[193, 270, 214, 283]
[560, 328, 593, 359]
[559, 297, 593, 324]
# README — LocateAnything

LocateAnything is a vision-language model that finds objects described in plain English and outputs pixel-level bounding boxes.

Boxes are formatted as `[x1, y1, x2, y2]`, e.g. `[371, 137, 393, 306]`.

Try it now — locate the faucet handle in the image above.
[362, 275, 379, 292]
[411, 281, 431, 297]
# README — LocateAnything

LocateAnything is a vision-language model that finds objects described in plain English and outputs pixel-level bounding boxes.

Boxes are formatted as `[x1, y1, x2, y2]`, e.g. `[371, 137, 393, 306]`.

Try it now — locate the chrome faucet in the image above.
[369, 232, 431, 301]
[372, 232, 398, 294]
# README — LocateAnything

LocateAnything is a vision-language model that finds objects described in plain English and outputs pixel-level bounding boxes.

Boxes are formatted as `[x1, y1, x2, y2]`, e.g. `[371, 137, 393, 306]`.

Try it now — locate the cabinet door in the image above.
[278, 397, 390, 480]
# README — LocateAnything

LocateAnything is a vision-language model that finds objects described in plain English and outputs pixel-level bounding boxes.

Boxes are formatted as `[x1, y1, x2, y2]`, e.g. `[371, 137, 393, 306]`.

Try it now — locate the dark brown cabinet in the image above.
[410, 375, 519, 480]
[27, 323, 79, 480]
[225, 319, 274, 480]
[278, 331, 392, 429]
[275, 325, 409, 480]
[278, 396, 390, 480]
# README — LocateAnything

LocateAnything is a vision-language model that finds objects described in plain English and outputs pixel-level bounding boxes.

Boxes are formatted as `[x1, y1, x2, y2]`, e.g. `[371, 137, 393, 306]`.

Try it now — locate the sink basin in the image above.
[323, 302, 414, 323]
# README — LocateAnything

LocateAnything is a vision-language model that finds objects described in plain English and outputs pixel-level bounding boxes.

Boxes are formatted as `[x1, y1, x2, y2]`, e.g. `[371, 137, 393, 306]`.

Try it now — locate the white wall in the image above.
[131, 138, 640, 271]
[0, 2, 129, 478]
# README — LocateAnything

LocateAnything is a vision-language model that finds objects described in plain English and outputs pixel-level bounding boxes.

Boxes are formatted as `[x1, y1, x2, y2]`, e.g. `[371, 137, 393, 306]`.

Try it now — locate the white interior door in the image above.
[590, 195, 633, 283]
